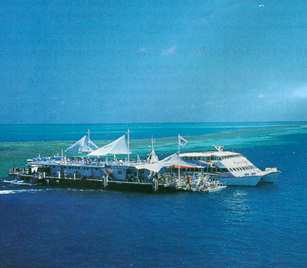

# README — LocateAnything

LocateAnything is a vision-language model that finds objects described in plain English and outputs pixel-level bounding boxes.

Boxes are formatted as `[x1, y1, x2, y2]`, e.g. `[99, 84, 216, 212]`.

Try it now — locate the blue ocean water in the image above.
[0, 123, 307, 267]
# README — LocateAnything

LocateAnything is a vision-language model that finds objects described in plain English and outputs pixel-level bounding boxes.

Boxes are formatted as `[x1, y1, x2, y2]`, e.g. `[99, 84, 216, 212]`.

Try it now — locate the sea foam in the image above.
[0, 189, 43, 195]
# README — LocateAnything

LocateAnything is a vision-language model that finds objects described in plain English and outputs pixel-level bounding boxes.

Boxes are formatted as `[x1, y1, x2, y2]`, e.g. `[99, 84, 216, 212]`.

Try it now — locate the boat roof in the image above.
[180, 151, 240, 157]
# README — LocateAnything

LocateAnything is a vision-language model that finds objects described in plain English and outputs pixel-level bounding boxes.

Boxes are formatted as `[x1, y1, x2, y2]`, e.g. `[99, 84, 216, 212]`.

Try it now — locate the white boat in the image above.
[190, 175, 227, 192]
[180, 146, 280, 186]
[205, 178, 227, 192]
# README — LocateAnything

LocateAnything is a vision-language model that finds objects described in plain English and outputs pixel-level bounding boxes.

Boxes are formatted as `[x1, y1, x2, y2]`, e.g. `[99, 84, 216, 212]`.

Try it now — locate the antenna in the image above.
[214, 145, 224, 152]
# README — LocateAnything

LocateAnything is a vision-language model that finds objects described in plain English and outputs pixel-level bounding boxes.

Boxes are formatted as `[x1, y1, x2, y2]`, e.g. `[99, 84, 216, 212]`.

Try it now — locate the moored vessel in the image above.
[180, 146, 280, 186]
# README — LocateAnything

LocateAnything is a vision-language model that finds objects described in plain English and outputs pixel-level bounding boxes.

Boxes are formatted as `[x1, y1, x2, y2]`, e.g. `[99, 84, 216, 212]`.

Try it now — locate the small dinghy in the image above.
[191, 175, 227, 192]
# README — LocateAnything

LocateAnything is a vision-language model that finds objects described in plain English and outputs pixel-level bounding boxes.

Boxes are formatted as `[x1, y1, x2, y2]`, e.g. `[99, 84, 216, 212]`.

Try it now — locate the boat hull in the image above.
[218, 175, 262, 186]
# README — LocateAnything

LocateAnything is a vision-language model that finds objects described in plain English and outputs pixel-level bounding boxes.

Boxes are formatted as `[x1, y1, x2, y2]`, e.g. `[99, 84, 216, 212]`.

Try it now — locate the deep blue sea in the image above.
[0, 122, 307, 267]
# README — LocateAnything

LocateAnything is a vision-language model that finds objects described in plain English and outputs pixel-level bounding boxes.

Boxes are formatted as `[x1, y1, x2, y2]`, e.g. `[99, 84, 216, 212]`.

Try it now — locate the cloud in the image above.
[138, 47, 148, 55]
[161, 46, 177, 56]
[292, 86, 307, 99]
[258, 84, 307, 103]
[139, 47, 146, 53]
[258, 93, 265, 99]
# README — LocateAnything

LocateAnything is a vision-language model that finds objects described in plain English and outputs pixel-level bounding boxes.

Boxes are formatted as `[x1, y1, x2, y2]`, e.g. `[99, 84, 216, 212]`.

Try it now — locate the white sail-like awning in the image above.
[147, 148, 159, 163]
[88, 135, 130, 157]
[159, 153, 202, 169]
[65, 134, 98, 154]
[134, 153, 203, 173]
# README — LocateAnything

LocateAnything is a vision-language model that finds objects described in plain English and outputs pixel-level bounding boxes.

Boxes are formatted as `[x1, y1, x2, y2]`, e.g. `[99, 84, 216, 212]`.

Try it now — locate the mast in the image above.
[177, 134, 181, 181]
[127, 128, 130, 163]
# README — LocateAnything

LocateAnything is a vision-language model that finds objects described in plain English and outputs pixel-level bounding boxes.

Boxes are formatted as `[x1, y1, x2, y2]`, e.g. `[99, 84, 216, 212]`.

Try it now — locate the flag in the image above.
[178, 134, 188, 146]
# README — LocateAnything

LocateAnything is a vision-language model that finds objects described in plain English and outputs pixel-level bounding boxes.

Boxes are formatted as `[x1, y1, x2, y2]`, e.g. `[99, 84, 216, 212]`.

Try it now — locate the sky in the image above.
[0, 0, 307, 123]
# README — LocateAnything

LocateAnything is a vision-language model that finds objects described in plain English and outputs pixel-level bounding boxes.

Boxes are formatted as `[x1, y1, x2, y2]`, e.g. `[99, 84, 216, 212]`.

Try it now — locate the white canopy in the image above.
[65, 134, 98, 154]
[147, 148, 159, 163]
[134, 153, 202, 173]
[88, 135, 130, 157]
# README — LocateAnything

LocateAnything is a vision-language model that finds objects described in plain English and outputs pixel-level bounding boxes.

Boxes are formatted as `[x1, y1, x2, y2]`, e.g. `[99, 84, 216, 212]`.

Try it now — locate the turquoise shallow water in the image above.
[0, 122, 306, 177]
[1, 123, 307, 267]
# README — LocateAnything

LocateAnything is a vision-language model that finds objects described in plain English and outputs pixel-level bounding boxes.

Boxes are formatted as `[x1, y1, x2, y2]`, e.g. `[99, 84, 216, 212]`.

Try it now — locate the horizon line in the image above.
[0, 120, 306, 125]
